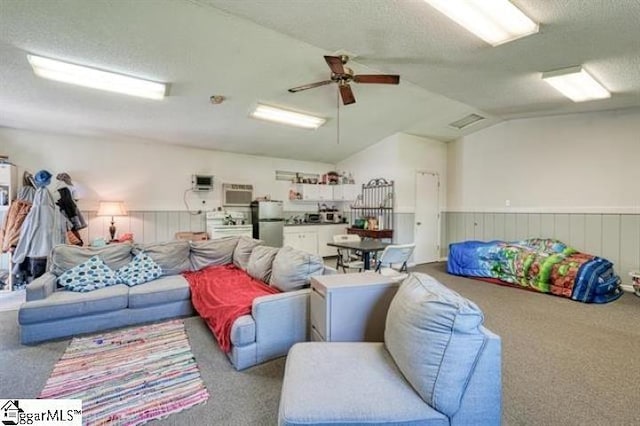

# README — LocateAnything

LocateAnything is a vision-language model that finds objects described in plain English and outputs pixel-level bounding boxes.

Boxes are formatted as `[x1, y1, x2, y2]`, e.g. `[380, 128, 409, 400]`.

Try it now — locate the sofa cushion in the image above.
[190, 237, 239, 271]
[127, 275, 191, 309]
[233, 236, 263, 271]
[57, 256, 119, 292]
[230, 315, 256, 346]
[247, 246, 279, 283]
[50, 243, 133, 276]
[132, 240, 191, 276]
[18, 284, 129, 325]
[269, 246, 324, 292]
[279, 342, 448, 426]
[116, 252, 163, 286]
[384, 273, 487, 418]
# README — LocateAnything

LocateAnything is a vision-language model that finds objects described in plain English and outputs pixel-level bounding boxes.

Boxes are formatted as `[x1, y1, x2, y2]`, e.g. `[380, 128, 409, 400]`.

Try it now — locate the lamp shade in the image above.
[97, 201, 127, 217]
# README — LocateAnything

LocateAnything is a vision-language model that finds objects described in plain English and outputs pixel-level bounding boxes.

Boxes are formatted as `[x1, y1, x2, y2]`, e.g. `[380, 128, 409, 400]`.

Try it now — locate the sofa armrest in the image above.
[251, 288, 310, 362]
[25, 272, 57, 301]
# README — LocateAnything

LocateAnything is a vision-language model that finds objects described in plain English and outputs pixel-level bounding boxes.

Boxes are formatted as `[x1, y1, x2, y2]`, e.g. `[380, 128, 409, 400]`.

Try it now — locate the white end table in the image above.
[310, 272, 399, 342]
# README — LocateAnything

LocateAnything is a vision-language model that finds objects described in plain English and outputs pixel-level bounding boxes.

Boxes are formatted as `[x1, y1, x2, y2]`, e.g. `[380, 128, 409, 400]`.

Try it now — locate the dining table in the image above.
[326, 240, 390, 270]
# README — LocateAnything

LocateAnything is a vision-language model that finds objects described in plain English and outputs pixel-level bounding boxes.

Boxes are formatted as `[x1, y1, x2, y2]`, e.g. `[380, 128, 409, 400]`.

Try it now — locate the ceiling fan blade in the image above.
[324, 56, 345, 74]
[288, 80, 333, 93]
[353, 74, 400, 84]
[339, 84, 356, 105]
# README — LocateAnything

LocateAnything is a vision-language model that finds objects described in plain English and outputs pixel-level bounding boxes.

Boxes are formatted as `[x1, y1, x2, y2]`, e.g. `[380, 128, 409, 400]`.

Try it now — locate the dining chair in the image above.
[374, 243, 416, 283]
[333, 234, 364, 273]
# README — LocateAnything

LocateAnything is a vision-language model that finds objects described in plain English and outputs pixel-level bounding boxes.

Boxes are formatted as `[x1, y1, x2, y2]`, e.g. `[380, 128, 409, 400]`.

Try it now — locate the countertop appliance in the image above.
[319, 212, 341, 223]
[305, 213, 321, 223]
[251, 200, 284, 247]
[206, 211, 253, 239]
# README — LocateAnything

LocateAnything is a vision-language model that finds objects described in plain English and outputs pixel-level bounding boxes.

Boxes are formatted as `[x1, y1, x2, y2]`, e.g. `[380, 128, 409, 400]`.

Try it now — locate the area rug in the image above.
[40, 320, 209, 425]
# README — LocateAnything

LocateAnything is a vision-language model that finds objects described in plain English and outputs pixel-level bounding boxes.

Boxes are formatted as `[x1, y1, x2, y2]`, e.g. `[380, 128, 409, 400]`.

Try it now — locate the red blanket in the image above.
[182, 264, 280, 352]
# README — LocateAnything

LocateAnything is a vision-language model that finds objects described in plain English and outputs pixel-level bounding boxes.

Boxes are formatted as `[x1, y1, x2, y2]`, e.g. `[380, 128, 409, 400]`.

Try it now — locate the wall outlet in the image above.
[505, 199, 511, 207]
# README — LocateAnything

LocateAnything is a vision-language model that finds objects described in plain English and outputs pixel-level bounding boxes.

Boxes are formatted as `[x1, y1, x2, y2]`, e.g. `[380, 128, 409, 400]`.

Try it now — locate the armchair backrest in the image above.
[384, 273, 497, 419]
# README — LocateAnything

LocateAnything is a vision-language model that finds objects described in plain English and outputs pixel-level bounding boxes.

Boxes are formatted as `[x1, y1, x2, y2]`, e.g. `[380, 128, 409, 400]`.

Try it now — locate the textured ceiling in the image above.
[1, 0, 639, 163]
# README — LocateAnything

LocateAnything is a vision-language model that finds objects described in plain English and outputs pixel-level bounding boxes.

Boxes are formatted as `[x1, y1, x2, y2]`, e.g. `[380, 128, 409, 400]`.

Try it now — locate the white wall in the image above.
[0, 127, 333, 212]
[337, 132, 448, 213]
[447, 108, 640, 213]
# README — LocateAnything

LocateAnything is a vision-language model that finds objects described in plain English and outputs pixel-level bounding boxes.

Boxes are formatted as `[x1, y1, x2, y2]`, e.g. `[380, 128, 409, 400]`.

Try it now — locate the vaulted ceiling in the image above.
[1, 0, 639, 162]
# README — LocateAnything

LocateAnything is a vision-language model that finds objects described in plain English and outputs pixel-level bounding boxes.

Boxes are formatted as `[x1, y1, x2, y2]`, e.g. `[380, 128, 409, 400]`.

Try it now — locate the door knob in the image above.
[416, 222, 422, 226]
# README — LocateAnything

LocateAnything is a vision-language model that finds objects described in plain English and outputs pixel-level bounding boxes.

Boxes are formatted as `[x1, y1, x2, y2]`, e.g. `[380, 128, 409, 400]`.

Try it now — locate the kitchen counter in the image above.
[285, 222, 349, 227]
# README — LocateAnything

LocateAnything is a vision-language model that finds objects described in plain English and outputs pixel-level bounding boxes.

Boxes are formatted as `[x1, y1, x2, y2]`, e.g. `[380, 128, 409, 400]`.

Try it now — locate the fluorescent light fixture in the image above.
[27, 54, 166, 100]
[250, 103, 326, 129]
[449, 113, 485, 129]
[542, 66, 611, 102]
[424, 0, 539, 46]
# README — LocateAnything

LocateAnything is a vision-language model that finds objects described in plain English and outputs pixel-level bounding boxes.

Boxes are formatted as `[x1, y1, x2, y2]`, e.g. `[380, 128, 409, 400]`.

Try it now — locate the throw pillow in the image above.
[190, 237, 240, 271]
[117, 252, 163, 286]
[269, 246, 324, 292]
[233, 236, 263, 271]
[384, 273, 486, 418]
[57, 255, 119, 293]
[132, 240, 191, 276]
[247, 246, 279, 283]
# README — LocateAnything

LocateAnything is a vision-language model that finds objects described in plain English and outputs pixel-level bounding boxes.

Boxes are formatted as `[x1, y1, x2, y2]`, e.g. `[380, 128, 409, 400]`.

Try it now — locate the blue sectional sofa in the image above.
[19, 237, 334, 370]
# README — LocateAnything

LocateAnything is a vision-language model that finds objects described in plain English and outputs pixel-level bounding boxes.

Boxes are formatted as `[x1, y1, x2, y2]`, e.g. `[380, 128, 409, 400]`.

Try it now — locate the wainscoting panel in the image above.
[77, 211, 206, 245]
[442, 211, 640, 284]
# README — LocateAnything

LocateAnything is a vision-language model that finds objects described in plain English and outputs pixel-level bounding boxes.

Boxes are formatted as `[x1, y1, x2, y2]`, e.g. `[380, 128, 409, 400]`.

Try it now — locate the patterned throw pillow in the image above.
[57, 256, 119, 292]
[117, 252, 163, 286]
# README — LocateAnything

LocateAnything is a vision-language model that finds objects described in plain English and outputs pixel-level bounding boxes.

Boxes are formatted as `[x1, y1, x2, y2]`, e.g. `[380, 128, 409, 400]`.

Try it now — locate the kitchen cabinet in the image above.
[284, 224, 347, 257]
[332, 184, 360, 202]
[283, 227, 319, 255]
[310, 272, 398, 342]
[291, 184, 332, 201]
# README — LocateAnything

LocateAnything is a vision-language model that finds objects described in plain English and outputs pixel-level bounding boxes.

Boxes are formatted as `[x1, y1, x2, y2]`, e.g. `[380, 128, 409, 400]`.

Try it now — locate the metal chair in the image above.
[374, 243, 416, 283]
[333, 234, 364, 273]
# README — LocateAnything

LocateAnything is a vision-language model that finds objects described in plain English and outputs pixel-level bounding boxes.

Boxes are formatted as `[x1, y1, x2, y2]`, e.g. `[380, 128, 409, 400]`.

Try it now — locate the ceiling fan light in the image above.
[424, 0, 539, 46]
[27, 54, 166, 100]
[250, 104, 326, 129]
[541, 66, 610, 102]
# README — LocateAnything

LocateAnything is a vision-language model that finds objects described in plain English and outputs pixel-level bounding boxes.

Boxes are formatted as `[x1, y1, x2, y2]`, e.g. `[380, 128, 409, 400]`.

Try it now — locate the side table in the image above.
[310, 272, 399, 342]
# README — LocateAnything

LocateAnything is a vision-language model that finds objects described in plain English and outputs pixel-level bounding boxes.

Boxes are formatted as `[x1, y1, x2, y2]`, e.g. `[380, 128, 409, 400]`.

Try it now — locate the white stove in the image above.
[206, 211, 253, 239]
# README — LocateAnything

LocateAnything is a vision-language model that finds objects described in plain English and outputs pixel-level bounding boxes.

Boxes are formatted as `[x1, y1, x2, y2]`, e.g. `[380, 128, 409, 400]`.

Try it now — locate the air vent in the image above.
[449, 113, 485, 130]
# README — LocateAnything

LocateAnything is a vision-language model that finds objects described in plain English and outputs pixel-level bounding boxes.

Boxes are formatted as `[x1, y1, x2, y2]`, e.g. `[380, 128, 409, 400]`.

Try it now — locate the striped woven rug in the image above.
[40, 320, 209, 425]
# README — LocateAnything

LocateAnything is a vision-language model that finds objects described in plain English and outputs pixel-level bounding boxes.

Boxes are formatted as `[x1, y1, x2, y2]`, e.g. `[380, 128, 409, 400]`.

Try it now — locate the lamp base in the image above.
[109, 217, 116, 241]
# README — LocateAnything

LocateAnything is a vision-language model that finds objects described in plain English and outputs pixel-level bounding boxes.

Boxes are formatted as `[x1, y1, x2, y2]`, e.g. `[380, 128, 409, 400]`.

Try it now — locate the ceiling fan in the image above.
[288, 55, 400, 105]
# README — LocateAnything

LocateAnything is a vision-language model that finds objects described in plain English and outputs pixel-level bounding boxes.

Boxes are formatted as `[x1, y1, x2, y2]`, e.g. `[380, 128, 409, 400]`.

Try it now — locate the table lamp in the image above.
[97, 201, 127, 241]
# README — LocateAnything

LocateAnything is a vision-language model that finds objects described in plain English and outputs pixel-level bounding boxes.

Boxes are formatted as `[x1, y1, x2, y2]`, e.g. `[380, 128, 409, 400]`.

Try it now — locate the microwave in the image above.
[223, 183, 253, 206]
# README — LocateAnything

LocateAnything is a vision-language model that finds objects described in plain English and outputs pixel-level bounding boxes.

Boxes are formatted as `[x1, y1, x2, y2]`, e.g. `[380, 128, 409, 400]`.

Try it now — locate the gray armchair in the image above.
[279, 273, 502, 425]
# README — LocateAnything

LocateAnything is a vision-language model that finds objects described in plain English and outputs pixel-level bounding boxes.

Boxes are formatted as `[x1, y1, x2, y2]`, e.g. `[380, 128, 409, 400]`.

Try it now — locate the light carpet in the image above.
[39, 320, 209, 425]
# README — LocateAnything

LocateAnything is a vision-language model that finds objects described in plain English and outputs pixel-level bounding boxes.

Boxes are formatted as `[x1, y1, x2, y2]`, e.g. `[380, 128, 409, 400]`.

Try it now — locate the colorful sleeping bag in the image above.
[447, 238, 622, 303]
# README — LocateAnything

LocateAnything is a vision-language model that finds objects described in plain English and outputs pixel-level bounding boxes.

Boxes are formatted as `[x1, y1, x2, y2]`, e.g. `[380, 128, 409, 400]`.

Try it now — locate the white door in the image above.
[414, 171, 440, 264]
